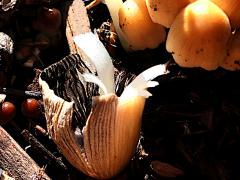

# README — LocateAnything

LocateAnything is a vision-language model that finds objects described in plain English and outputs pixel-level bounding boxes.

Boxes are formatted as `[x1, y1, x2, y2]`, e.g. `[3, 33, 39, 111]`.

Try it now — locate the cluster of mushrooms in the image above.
[102, 0, 240, 71]
[38, 0, 240, 179]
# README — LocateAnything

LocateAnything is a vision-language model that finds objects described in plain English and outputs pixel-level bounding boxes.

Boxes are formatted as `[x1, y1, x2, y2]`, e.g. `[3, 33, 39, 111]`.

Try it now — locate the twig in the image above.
[21, 129, 67, 171]
[0, 87, 42, 98]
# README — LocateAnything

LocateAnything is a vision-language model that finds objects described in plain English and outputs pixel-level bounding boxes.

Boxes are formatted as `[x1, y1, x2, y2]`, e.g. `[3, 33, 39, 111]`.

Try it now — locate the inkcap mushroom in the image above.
[39, 32, 169, 179]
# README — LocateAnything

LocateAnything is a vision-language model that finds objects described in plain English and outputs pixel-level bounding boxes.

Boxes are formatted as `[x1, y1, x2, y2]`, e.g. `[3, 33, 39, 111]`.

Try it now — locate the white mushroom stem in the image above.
[74, 32, 115, 94]
[104, 0, 130, 51]
[121, 64, 168, 98]
[74, 32, 168, 97]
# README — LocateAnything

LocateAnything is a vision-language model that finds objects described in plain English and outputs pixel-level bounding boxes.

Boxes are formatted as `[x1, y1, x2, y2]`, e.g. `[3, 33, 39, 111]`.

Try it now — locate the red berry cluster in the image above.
[0, 98, 41, 125]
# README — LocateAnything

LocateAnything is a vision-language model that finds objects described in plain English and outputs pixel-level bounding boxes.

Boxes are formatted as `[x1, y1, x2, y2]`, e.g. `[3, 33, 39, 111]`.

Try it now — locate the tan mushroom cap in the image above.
[118, 0, 166, 51]
[211, 0, 240, 29]
[145, 0, 195, 28]
[221, 31, 240, 71]
[166, 0, 232, 70]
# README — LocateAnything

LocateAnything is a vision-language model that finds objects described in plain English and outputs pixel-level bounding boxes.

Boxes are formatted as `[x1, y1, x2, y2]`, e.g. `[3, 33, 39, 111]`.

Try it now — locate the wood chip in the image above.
[65, 0, 91, 55]
[150, 160, 184, 178]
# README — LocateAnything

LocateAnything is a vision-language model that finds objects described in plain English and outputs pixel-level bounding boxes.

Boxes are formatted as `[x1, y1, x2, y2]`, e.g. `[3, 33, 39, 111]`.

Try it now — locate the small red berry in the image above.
[0, 101, 16, 125]
[33, 7, 62, 34]
[21, 98, 41, 118]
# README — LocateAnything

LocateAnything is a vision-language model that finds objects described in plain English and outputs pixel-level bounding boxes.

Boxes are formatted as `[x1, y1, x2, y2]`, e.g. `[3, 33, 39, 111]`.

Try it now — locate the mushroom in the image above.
[145, 0, 195, 28]
[166, 0, 232, 70]
[39, 32, 168, 179]
[118, 0, 166, 51]
[211, 0, 240, 29]
[220, 30, 240, 71]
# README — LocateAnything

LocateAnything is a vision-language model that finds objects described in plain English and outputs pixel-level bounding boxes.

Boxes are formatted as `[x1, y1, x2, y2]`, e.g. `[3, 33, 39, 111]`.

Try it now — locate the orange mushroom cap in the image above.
[119, 0, 166, 51]
[166, 0, 232, 70]
[145, 0, 195, 28]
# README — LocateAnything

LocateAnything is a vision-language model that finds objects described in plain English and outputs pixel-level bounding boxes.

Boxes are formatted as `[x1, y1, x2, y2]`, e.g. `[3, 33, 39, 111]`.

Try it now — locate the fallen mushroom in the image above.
[211, 0, 240, 29]
[220, 30, 240, 71]
[118, 0, 166, 51]
[145, 0, 195, 28]
[39, 32, 168, 179]
[166, 0, 232, 70]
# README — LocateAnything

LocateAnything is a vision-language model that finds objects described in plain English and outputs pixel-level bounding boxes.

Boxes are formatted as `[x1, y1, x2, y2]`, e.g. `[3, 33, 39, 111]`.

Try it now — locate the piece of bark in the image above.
[150, 160, 184, 178]
[0, 126, 51, 180]
[63, 0, 96, 73]
[65, 0, 91, 55]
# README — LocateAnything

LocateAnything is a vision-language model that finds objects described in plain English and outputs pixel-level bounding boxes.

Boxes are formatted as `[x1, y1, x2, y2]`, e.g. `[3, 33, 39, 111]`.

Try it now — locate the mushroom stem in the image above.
[74, 32, 115, 94]
[104, 0, 130, 51]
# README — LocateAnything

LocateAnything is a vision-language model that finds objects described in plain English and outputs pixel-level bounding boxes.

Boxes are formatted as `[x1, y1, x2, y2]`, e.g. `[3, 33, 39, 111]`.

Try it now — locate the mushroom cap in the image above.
[118, 0, 166, 51]
[39, 54, 147, 179]
[166, 0, 232, 70]
[211, 0, 240, 29]
[221, 31, 240, 71]
[145, 0, 194, 28]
